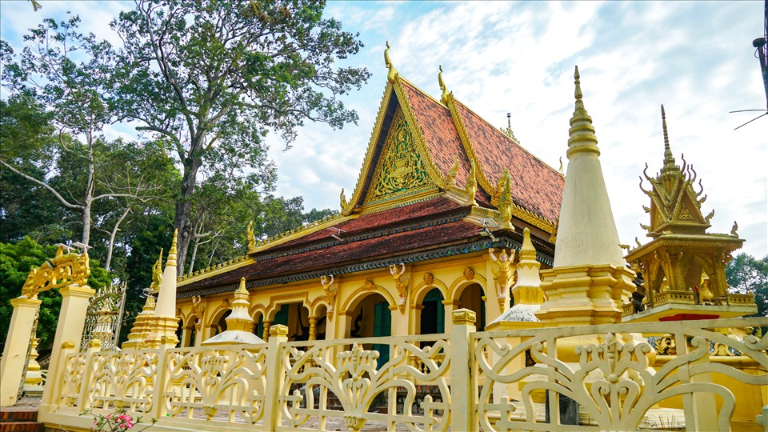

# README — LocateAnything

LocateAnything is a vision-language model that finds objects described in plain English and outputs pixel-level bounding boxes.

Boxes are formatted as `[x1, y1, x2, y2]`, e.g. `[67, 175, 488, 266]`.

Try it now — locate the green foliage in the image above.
[726, 253, 768, 317]
[0, 237, 112, 352]
[108, 0, 371, 269]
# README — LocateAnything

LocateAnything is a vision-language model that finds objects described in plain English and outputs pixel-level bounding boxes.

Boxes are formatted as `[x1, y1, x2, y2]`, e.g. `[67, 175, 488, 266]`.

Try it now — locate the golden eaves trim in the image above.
[178, 256, 255, 287]
[342, 82, 394, 216]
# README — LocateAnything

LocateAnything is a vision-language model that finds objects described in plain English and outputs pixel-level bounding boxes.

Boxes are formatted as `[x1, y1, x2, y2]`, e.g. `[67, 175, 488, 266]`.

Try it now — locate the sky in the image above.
[1, 1, 766, 258]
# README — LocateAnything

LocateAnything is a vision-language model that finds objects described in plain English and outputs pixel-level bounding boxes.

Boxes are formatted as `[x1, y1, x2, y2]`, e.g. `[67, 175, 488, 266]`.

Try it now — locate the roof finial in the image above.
[166, 229, 178, 267]
[567, 65, 598, 155]
[661, 104, 676, 172]
[384, 41, 398, 83]
[438, 65, 448, 104]
[574, 65, 583, 105]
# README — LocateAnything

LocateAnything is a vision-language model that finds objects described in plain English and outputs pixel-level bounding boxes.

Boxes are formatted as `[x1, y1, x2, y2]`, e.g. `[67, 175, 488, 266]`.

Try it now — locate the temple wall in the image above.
[175, 250, 530, 343]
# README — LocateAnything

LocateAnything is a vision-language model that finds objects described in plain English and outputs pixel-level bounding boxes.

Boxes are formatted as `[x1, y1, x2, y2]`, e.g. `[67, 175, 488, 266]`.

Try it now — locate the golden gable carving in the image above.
[364, 108, 433, 205]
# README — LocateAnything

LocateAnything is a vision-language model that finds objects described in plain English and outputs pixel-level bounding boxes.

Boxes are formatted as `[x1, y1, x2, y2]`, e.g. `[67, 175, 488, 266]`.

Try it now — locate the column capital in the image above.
[59, 284, 95, 298]
[452, 308, 476, 325]
[270, 324, 289, 337]
[10, 296, 42, 308]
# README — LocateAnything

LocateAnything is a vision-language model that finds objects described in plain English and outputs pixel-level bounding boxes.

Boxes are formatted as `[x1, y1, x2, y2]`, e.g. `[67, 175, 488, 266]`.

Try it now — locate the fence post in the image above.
[149, 336, 173, 422]
[450, 309, 477, 431]
[0, 296, 41, 406]
[262, 324, 289, 431]
[77, 339, 102, 411]
[39, 284, 95, 420]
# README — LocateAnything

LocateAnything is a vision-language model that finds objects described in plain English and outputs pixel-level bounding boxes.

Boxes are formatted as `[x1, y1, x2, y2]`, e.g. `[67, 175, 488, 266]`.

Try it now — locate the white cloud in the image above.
[3, 1, 765, 257]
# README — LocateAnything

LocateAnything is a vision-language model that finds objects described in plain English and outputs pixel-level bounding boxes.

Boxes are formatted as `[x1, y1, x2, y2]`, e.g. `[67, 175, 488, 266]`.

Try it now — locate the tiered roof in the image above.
[177, 54, 565, 298]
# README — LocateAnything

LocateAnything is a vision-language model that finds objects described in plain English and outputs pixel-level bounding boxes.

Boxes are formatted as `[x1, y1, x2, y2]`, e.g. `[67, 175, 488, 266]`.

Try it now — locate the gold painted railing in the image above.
[43, 316, 767, 431]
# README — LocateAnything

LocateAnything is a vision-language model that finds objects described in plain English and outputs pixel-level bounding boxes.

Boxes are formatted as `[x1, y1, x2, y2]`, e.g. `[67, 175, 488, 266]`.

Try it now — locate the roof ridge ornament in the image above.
[384, 41, 398, 83]
[438, 65, 449, 104]
[660, 104, 678, 176]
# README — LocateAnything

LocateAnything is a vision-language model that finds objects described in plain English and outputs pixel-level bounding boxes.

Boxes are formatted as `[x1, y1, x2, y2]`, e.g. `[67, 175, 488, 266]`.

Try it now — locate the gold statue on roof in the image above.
[438, 65, 449, 104]
[246, 221, 256, 250]
[150, 249, 163, 293]
[384, 41, 398, 83]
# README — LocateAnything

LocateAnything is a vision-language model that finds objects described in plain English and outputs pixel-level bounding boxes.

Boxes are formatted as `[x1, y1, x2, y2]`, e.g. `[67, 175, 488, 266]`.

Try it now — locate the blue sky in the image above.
[1, 1, 766, 257]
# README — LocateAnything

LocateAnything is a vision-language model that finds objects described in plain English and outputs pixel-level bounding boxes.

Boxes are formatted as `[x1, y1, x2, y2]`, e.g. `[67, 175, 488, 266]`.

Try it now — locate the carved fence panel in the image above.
[473, 317, 768, 432]
[277, 334, 452, 431]
[44, 317, 767, 431]
[87, 350, 158, 413]
[161, 344, 269, 425]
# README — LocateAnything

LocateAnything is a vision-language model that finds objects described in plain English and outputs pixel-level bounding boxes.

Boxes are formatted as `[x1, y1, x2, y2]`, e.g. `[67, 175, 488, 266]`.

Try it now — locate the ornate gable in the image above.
[363, 107, 437, 206]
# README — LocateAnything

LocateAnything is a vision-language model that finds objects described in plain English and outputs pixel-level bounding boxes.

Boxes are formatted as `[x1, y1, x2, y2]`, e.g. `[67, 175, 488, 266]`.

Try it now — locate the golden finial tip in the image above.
[573, 65, 582, 100]
[237, 277, 248, 293]
[661, 104, 666, 119]
[386, 41, 390, 49]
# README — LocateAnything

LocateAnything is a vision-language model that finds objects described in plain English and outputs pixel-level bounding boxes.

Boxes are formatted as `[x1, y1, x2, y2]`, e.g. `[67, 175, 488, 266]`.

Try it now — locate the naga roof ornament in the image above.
[438, 65, 449, 104]
[384, 41, 398, 83]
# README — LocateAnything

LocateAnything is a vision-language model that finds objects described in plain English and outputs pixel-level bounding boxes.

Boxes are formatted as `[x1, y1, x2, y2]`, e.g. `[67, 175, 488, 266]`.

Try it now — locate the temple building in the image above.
[162, 46, 566, 352]
[30, 47, 761, 429]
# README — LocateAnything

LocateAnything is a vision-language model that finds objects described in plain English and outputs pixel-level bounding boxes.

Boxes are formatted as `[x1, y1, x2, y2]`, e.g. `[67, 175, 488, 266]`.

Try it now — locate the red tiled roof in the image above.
[179, 220, 482, 293]
[400, 81, 472, 189]
[273, 196, 467, 251]
[455, 101, 564, 223]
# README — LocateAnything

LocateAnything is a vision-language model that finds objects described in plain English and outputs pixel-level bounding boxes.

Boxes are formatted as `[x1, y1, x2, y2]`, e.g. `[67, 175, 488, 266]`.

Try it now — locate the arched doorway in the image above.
[313, 305, 328, 341]
[347, 293, 391, 368]
[252, 311, 265, 340]
[182, 315, 198, 347]
[271, 303, 312, 341]
[457, 283, 485, 330]
[420, 288, 445, 335]
[211, 309, 231, 337]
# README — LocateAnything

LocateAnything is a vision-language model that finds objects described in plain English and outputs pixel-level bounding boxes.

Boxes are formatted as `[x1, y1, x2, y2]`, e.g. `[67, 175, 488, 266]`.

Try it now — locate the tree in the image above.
[726, 253, 768, 317]
[110, 0, 370, 273]
[1, 15, 159, 248]
[0, 96, 70, 243]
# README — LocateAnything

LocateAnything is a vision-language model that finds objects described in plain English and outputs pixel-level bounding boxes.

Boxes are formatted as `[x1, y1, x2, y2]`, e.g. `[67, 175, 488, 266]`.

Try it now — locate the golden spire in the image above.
[438, 65, 449, 104]
[236, 277, 248, 295]
[567, 66, 598, 156]
[166, 229, 178, 267]
[519, 227, 537, 262]
[384, 41, 398, 83]
[660, 104, 678, 175]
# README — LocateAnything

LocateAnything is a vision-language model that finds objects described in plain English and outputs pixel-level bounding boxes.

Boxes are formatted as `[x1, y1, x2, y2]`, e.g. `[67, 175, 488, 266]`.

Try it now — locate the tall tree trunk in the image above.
[105, 207, 131, 271]
[82, 129, 96, 247]
[174, 155, 202, 275]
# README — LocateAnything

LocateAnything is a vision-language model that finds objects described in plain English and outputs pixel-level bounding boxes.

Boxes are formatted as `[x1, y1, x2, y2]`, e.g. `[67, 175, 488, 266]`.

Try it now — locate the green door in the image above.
[274, 304, 289, 326]
[372, 301, 391, 368]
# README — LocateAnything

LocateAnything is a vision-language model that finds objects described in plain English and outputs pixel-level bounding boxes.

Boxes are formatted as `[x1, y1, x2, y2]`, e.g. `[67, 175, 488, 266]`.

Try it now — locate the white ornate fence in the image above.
[39, 314, 768, 431]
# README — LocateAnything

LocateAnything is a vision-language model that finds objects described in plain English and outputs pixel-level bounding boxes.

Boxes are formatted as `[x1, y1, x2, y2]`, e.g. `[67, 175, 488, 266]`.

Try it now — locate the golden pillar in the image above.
[308, 317, 318, 341]
[0, 296, 41, 406]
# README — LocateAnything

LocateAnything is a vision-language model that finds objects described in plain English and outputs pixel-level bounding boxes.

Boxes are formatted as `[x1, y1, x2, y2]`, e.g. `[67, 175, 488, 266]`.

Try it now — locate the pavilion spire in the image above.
[660, 104, 678, 176]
